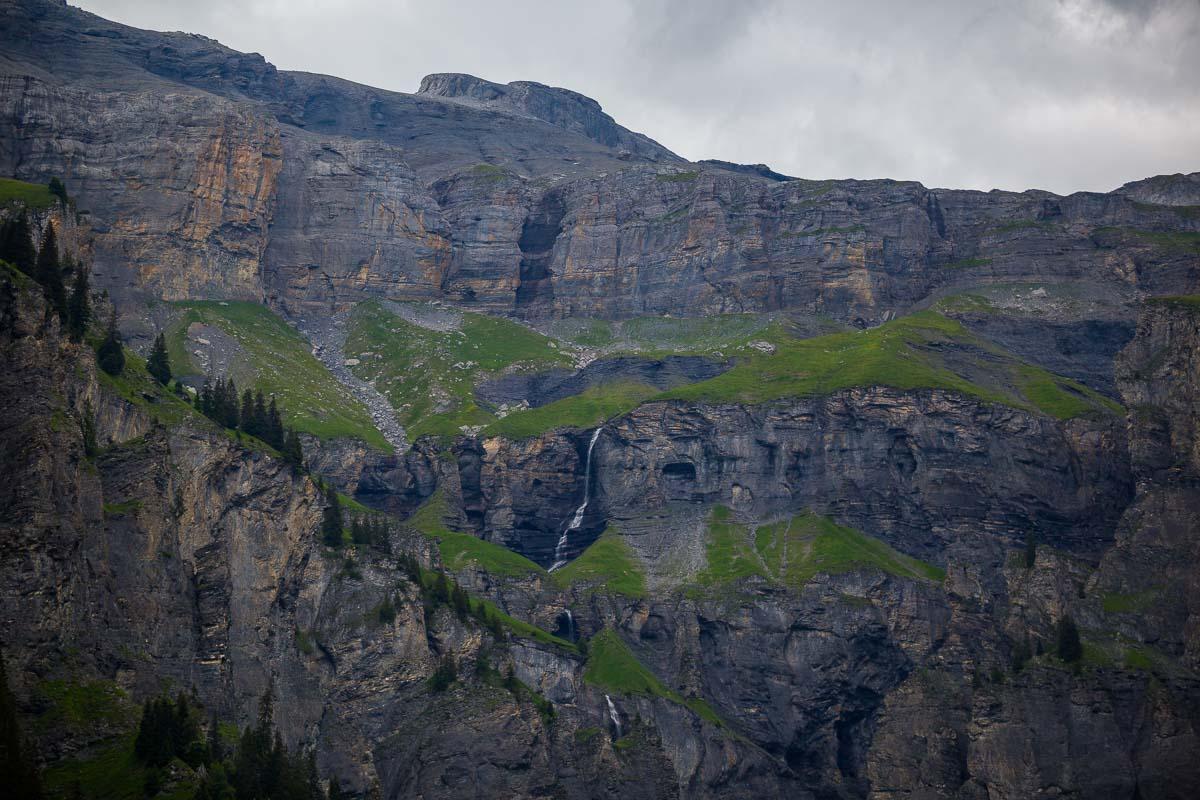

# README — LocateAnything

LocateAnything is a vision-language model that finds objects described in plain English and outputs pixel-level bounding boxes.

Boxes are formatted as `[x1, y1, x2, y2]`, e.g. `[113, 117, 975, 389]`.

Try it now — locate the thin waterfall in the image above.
[549, 427, 602, 571]
[605, 694, 623, 739]
[564, 609, 575, 641]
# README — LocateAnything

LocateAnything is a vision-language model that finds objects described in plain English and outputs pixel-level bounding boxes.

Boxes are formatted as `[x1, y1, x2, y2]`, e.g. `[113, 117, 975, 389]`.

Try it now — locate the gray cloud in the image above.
[77, 0, 1199, 193]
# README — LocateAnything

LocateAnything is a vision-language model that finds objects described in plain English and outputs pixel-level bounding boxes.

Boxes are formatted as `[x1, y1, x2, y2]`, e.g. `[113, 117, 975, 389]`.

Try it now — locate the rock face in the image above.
[1, 0, 1197, 334]
[416, 72, 680, 162]
[2, 2, 1200, 799]
[465, 391, 1130, 567]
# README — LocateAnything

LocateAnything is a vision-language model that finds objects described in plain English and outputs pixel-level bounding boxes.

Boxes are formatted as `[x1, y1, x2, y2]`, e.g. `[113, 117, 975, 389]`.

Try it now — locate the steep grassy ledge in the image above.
[584, 629, 724, 727]
[0, 177, 57, 209]
[551, 528, 647, 598]
[407, 490, 547, 579]
[345, 300, 570, 440]
[165, 301, 387, 449]
[490, 310, 1122, 440]
[691, 506, 944, 595]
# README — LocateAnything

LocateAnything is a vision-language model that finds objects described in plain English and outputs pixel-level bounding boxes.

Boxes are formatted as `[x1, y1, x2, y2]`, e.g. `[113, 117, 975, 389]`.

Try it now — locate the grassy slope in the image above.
[344, 300, 570, 441]
[551, 528, 647, 597]
[166, 301, 387, 449]
[695, 506, 944, 593]
[493, 310, 1120, 441]
[584, 628, 723, 726]
[661, 312, 1121, 420]
[483, 381, 658, 438]
[407, 490, 547, 579]
[0, 177, 56, 209]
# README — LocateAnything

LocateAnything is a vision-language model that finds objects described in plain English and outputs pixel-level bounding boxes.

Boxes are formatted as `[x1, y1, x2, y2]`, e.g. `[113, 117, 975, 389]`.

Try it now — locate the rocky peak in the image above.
[1115, 171, 1200, 206]
[417, 71, 681, 161]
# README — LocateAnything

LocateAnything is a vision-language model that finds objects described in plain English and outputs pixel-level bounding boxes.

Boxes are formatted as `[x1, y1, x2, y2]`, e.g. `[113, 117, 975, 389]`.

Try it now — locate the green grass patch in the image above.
[484, 381, 658, 439]
[1094, 227, 1200, 254]
[96, 347, 201, 428]
[552, 528, 647, 597]
[754, 511, 945, 587]
[345, 301, 570, 441]
[36, 679, 128, 731]
[574, 726, 602, 744]
[660, 311, 1120, 420]
[693, 506, 768, 588]
[656, 171, 700, 182]
[618, 313, 770, 352]
[942, 257, 993, 269]
[166, 301, 387, 449]
[584, 629, 724, 727]
[1123, 646, 1155, 671]
[469, 163, 509, 183]
[1102, 589, 1159, 614]
[0, 177, 56, 209]
[547, 318, 616, 348]
[407, 491, 546, 578]
[1147, 295, 1200, 312]
[43, 735, 145, 800]
[101, 500, 142, 517]
[469, 594, 575, 650]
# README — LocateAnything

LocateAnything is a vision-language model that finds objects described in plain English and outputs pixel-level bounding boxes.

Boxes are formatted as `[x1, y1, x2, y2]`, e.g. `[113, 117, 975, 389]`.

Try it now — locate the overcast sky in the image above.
[77, 0, 1199, 194]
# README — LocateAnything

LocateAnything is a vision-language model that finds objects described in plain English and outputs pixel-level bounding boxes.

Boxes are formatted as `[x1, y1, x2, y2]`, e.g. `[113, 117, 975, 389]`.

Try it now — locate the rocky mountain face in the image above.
[2, 0, 1197, 336]
[1, 1, 1199, 799]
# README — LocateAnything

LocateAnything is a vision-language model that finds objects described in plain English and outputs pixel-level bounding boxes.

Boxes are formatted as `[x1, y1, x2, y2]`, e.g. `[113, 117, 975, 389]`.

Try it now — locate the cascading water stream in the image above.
[605, 694, 623, 740]
[549, 427, 602, 571]
[564, 609, 575, 641]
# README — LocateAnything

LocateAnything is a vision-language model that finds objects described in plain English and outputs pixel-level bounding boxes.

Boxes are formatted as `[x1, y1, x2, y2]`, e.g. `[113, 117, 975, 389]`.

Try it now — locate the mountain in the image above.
[1, 1, 1199, 798]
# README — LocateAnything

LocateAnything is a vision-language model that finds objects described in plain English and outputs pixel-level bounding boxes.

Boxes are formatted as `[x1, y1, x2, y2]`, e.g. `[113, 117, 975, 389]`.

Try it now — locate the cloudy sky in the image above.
[78, 0, 1199, 194]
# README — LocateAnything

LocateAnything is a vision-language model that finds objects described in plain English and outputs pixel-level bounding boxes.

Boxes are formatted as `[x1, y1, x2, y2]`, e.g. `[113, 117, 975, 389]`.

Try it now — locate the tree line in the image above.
[1, 212, 91, 342]
[131, 687, 341, 800]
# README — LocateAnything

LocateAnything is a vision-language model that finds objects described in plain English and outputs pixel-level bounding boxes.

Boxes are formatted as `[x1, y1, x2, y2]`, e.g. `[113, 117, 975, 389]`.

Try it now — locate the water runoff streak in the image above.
[549, 427, 602, 571]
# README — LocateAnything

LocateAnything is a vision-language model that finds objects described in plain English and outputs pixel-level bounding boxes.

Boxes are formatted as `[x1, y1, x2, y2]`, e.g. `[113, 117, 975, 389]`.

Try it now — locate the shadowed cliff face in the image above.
[1, 0, 1197, 330]
[466, 392, 1130, 567]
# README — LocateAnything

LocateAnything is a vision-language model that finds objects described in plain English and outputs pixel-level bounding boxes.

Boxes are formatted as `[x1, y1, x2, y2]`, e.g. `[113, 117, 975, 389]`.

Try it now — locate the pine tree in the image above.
[147, 333, 171, 384]
[428, 654, 457, 692]
[0, 211, 37, 275]
[1056, 615, 1082, 664]
[327, 776, 346, 800]
[282, 427, 304, 471]
[240, 389, 256, 437]
[266, 396, 284, 450]
[80, 400, 98, 458]
[66, 263, 90, 342]
[321, 489, 343, 547]
[0, 652, 44, 800]
[48, 177, 68, 206]
[35, 222, 66, 319]
[451, 584, 469, 620]
[96, 308, 125, 376]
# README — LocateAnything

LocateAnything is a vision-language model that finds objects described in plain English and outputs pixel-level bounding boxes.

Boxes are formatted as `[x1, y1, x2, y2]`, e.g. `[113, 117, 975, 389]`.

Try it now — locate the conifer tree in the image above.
[321, 489, 343, 547]
[96, 308, 125, 376]
[1056, 615, 1082, 664]
[48, 177, 68, 206]
[147, 333, 171, 384]
[0, 211, 37, 275]
[240, 389, 256, 437]
[35, 222, 66, 319]
[266, 396, 284, 450]
[282, 427, 304, 471]
[66, 263, 90, 342]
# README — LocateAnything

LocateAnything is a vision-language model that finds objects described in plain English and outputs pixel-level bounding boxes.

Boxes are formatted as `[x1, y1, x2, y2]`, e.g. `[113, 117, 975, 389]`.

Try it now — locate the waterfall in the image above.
[605, 694, 623, 740]
[564, 609, 575, 641]
[549, 427, 602, 571]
